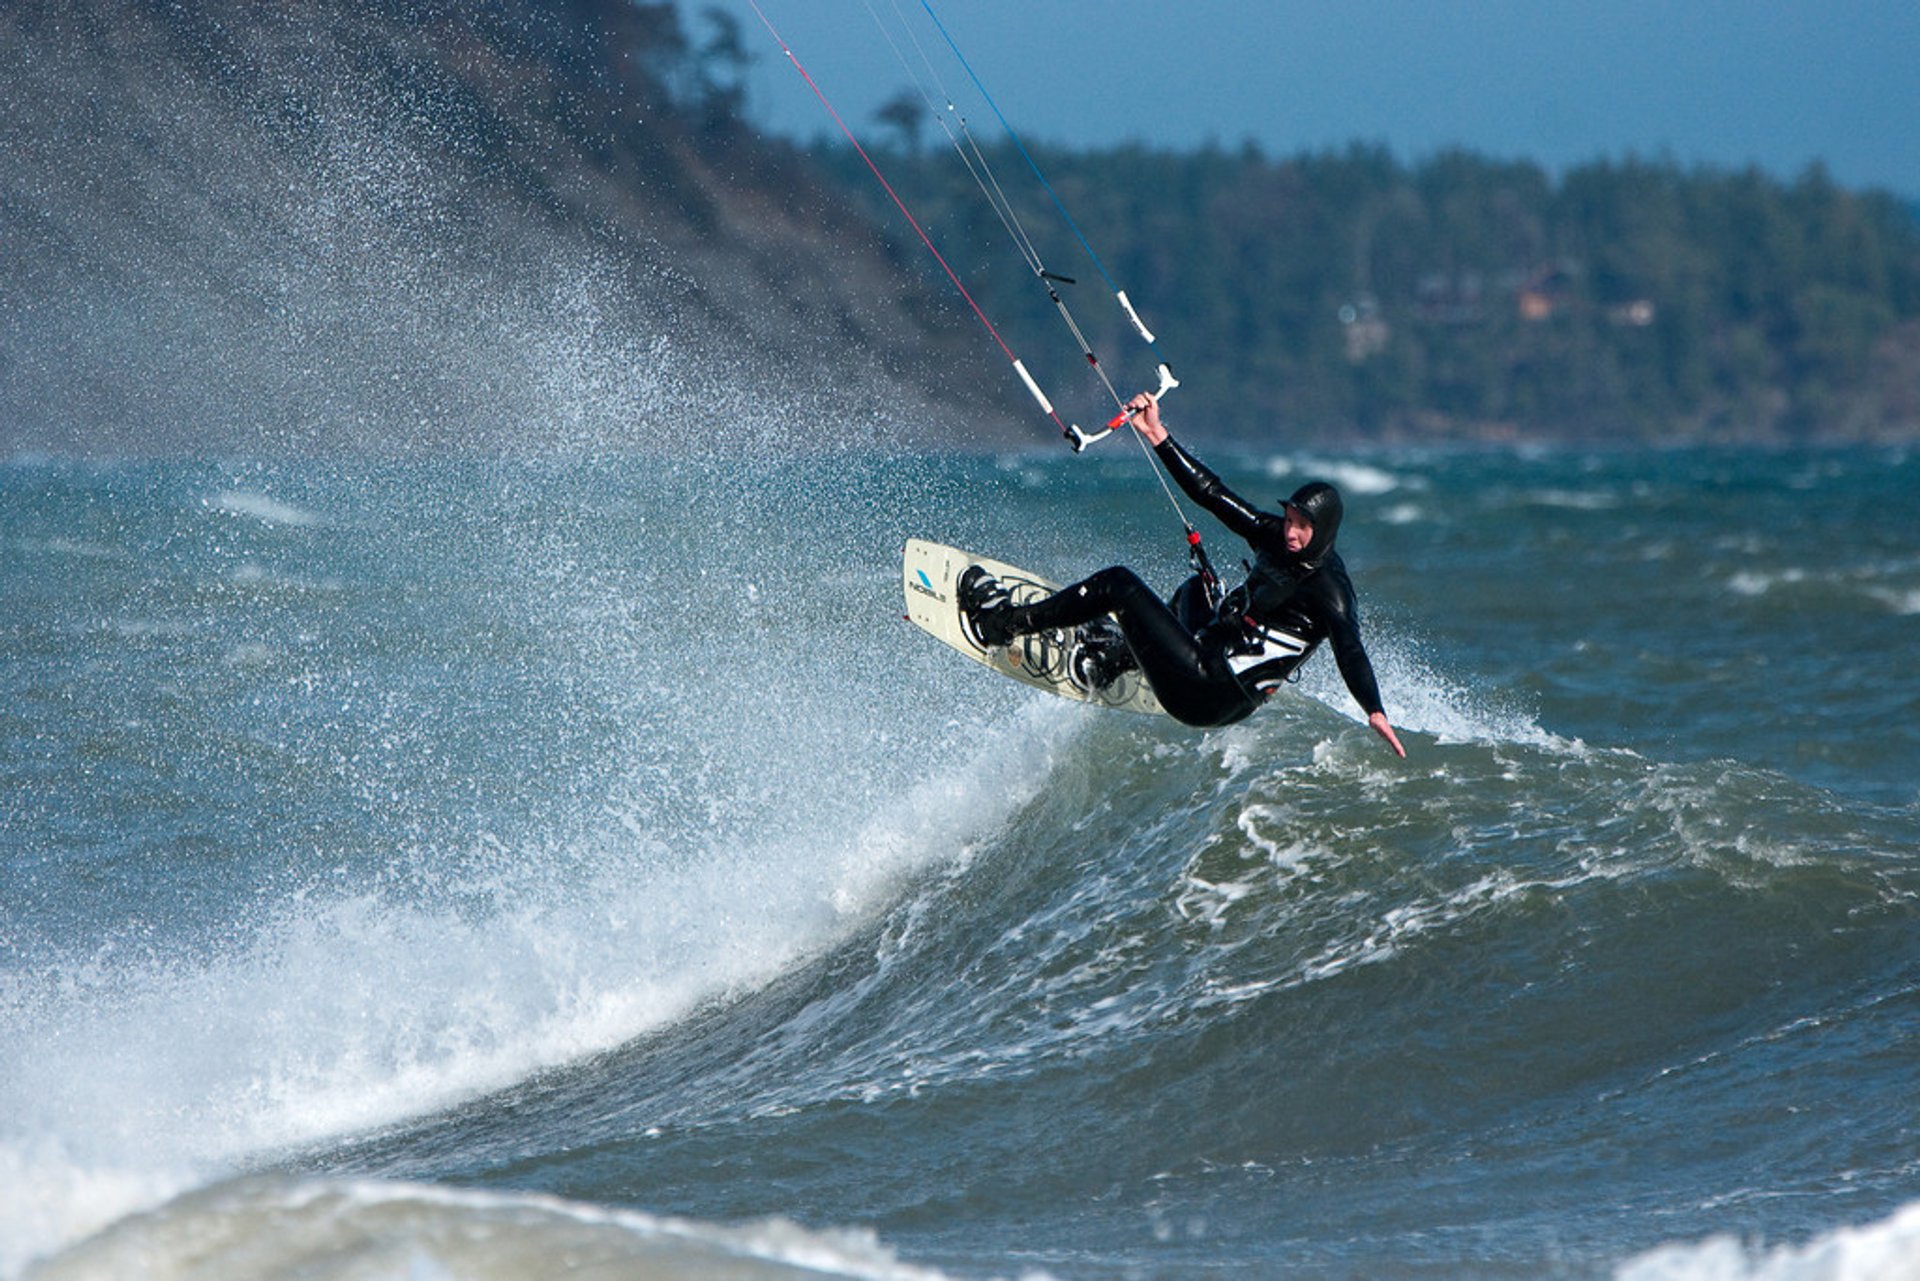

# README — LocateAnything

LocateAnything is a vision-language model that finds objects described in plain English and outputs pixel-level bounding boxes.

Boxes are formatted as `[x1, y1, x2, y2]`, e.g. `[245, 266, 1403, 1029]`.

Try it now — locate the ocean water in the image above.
[4, 443, 1919, 1279]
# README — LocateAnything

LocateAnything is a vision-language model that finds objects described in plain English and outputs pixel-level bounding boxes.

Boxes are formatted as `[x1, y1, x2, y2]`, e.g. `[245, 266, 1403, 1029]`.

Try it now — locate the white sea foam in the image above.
[1727, 567, 1920, 615]
[1728, 568, 1810, 598]
[208, 491, 322, 526]
[1615, 1199, 1920, 1281]
[25, 1175, 963, 1281]
[0, 1143, 193, 1281]
[1525, 486, 1621, 510]
[19, 537, 124, 560]
[1866, 586, 1920, 616]
[1262, 455, 1409, 496]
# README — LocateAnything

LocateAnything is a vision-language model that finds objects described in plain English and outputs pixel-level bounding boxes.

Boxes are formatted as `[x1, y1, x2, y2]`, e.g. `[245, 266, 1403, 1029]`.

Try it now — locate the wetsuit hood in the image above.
[1282, 481, 1343, 571]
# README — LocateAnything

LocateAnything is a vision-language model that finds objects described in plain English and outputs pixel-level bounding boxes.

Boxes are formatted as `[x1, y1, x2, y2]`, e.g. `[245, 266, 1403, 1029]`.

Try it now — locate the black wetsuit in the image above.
[988, 436, 1388, 729]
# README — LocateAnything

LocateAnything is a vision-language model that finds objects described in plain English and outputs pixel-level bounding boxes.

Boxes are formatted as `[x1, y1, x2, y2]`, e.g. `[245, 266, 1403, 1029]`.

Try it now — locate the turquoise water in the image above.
[4, 445, 1919, 1278]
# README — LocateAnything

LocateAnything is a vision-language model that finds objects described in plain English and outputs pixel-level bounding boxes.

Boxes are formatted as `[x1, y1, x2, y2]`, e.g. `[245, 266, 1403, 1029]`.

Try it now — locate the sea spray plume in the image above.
[0, 450, 1061, 1273]
[0, 0, 958, 456]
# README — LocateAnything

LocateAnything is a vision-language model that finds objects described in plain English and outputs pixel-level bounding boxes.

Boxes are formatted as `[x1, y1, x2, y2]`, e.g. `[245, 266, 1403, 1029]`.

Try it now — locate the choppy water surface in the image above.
[4, 446, 1917, 1279]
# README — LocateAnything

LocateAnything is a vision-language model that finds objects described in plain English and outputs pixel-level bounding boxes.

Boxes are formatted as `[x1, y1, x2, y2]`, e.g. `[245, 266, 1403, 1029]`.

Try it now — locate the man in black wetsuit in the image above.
[961, 392, 1407, 756]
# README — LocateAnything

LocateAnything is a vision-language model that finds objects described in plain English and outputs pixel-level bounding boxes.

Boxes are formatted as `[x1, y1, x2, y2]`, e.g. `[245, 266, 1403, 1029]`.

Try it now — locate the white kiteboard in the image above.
[902, 538, 1165, 717]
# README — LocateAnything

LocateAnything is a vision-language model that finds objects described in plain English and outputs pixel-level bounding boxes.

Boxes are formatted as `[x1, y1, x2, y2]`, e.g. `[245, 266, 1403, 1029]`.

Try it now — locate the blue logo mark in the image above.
[917, 569, 934, 590]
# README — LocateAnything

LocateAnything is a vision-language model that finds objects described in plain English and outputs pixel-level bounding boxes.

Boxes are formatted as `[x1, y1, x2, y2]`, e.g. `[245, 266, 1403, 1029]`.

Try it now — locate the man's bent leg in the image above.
[999, 566, 1157, 636]
[976, 566, 1258, 727]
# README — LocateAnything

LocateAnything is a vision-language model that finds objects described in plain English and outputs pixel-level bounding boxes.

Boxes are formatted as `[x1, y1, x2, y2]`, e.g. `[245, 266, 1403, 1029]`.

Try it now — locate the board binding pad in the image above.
[902, 538, 1165, 717]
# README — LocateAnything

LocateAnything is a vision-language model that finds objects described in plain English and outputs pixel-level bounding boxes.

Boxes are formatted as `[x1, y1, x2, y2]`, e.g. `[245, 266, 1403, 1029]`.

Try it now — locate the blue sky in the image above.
[709, 1, 1920, 198]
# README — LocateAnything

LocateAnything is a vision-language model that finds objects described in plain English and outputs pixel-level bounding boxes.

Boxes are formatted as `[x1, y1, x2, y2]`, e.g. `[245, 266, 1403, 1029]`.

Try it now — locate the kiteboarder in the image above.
[961, 393, 1407, 755]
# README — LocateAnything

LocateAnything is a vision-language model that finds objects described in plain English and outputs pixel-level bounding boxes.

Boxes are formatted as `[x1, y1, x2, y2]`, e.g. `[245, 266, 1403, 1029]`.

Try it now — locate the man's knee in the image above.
[1083, 565, 1153, 604]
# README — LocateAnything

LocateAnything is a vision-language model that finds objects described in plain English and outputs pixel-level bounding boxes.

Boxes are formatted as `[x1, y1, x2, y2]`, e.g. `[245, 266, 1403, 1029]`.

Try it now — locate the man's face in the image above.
[1283, 505, 1315, 554]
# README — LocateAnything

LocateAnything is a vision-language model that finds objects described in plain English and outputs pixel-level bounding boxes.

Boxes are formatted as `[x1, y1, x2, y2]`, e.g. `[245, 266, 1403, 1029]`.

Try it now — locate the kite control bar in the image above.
[1065, 362, 1181, 453]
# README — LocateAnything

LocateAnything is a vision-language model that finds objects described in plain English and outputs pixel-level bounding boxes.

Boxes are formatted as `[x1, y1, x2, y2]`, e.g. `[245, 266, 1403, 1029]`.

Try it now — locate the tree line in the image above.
[802, 135, 1920, 444]
[574, 4, 1920, 444]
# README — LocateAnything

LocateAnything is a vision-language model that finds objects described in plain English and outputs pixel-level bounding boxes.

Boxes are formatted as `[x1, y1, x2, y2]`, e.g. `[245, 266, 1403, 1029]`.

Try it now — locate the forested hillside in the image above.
[811, 138, 1920, 443]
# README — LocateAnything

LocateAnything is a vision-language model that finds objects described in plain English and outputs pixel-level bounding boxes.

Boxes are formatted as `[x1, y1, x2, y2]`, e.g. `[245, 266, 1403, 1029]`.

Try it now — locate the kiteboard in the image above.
[902, 538, 1165, 717]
